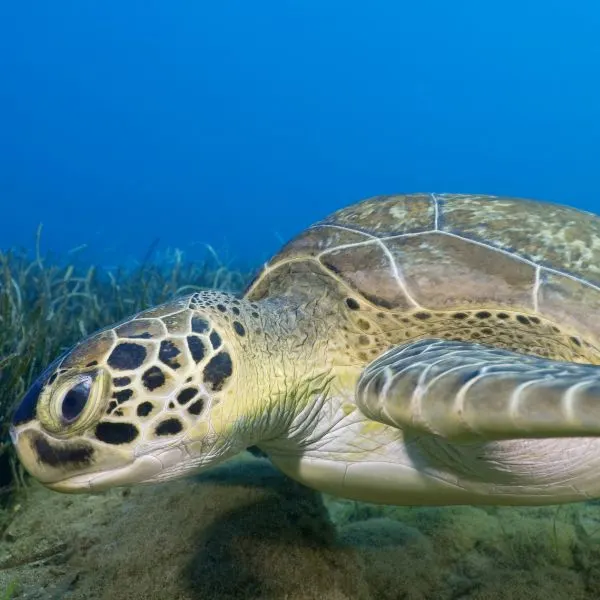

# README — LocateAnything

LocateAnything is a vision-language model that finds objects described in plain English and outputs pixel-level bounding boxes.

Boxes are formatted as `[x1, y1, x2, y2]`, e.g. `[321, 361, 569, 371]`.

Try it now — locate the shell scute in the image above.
[440, 194, 600, 283]
[320, 242, 413, 309]
[321, 193, 435, 236]
[538, 271, 600, 340]
[247, 260, 338, 302]
[273, 225, 368, 264]
[385, 233, 537, 310]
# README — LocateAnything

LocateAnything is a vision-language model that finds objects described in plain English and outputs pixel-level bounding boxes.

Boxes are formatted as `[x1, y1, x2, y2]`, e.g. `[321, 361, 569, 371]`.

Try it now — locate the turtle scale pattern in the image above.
[21, 291, 247, 455]
[246, 193, 600, 365]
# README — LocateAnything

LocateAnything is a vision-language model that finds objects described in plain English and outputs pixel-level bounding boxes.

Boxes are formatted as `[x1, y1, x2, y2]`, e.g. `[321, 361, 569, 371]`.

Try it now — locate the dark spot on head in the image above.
[107, 343, 147, 371]
[217, 304, 227, 313]
[516, 315, 530, 325]
[210, 330, 222, 349]
[232, 306, 240, 316]
[48, 372, 58, 385]
[188, 398, 205, 415]
[155, 418, 183, 436]
[481, 327, 493, 335]
[191, 316, 210, 334]
[187, 336, 206, 363]
[95, 422, 139, 445]
[414, 312, 431, 320]
[530, 316, 541, 324]
[86, 360, 98, 367]
[345, 298, 360, 310]
[453, 312, 468, 320]
[32, 432, 94, 467]
[177, 387, 197, 405]
[570, 336, 582, 347]
[233, 321, 246, 337]
[475, 311, 491, 319]
[159, 340, 182, 370]
[203, 351, 233, 391]
[471, 332, 481, 338]
[496, 312, 510, 319]
[112, 389, 134, 404]
[358, 335, 369, 346]
[251, 311, 259, 318]
[142, 366, 166, 391]
[137, 401, 153, 417]
[113, 376, 131, 387]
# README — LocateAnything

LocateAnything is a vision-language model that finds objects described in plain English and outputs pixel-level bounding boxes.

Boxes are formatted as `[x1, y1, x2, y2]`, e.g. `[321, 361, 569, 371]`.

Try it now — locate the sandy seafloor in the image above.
[1, 454, 600, 600]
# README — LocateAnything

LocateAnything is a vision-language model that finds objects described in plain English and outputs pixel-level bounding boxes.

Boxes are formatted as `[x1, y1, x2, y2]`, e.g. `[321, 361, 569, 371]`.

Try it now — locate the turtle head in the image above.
[10, 292, 256, 493]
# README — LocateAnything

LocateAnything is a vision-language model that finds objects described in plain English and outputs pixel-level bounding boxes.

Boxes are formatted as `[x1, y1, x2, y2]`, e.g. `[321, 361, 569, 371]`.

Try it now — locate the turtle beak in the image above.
[10, 425, 95, 486]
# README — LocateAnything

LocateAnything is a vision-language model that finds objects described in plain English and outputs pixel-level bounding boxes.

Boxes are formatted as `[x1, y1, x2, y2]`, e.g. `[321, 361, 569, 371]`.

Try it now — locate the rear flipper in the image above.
[357, 339, 600, 441]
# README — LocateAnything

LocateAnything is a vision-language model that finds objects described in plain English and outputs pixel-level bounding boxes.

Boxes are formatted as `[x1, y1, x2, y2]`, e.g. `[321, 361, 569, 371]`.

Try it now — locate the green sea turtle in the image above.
[11, 193, 600, 506]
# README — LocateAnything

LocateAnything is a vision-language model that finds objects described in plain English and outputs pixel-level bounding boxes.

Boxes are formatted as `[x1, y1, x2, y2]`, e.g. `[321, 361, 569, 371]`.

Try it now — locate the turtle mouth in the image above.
[46, 454, 164, 493]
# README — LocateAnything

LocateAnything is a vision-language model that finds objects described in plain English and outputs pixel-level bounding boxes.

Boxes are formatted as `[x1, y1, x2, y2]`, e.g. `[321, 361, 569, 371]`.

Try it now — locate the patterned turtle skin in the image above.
[10, 193, 600, 506]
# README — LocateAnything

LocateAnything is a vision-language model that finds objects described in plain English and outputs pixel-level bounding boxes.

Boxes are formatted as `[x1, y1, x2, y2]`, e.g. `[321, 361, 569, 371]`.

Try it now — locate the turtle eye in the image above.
[60, 378, 92, 423]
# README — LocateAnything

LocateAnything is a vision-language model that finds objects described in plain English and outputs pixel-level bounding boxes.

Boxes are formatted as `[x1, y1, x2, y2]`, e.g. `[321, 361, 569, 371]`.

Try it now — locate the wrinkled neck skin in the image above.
[239, 294, 345, 447]
[147, 293, 342, 487]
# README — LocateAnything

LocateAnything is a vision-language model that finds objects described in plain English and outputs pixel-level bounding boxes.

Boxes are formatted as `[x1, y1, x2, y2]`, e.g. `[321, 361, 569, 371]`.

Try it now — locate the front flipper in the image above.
[357, 339, 600, 441]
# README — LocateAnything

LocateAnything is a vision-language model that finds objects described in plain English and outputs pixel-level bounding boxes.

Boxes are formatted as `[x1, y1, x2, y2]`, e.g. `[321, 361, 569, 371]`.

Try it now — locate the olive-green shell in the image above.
[245, 193, 600, 341]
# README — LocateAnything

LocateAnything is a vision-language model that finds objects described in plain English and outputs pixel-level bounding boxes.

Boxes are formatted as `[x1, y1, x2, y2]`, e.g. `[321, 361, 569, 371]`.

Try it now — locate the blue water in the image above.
[1, 1, 599, 268]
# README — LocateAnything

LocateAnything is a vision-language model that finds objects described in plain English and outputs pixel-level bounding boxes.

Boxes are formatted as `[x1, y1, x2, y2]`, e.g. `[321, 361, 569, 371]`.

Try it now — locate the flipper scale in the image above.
[357, 339, 600, 441]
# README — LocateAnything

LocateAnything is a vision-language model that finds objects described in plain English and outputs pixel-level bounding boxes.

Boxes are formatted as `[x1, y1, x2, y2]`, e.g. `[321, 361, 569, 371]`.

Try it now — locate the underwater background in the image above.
[2, 1, 600, 266]
[2, 1, 600, 599]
